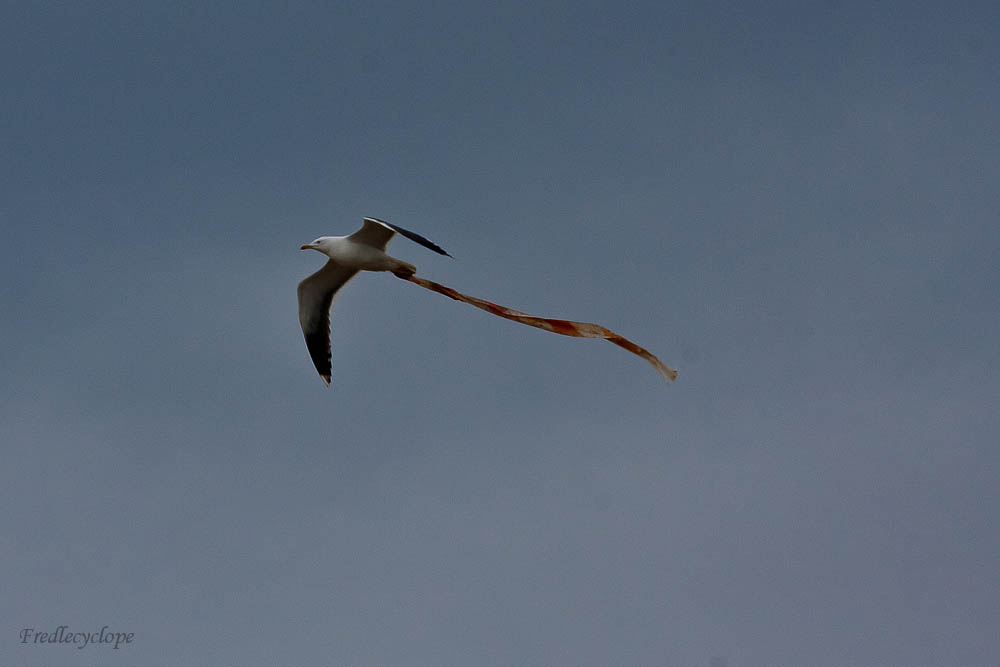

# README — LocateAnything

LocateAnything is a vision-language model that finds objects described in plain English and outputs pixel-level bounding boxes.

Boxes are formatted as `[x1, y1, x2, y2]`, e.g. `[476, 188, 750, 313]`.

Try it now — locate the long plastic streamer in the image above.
[396, 273, 677, 381]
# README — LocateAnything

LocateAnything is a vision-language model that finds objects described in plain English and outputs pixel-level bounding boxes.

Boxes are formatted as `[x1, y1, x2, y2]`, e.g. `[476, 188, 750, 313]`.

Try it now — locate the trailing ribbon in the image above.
[396, 273, 677, 381]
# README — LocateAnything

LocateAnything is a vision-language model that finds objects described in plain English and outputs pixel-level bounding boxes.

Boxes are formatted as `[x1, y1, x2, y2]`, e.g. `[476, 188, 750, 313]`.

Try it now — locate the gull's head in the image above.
[300, 237, 330, 252]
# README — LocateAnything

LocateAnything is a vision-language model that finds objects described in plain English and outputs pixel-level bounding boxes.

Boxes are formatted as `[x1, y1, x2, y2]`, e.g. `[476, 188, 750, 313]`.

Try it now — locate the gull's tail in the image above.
[395, 274, 677, 381]
[391, 260, 417, 277]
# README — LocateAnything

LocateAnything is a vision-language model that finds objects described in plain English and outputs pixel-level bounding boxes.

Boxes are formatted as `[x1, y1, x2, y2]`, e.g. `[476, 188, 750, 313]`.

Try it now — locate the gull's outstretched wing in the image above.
[297, 260, 359, 385]
[350, 217, 452, 257]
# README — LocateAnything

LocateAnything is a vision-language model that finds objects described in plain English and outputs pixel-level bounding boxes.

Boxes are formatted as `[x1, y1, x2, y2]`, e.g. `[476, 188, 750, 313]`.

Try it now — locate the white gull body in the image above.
[297, 217, 451, 385]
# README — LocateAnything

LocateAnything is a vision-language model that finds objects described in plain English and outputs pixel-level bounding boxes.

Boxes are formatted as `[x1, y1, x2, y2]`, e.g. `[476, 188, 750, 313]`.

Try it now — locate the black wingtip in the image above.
[370, 218, 453, 258]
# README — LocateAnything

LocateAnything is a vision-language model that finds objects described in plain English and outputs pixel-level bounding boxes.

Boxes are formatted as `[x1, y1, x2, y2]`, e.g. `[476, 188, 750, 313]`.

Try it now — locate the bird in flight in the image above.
[298, 217, 676, 386]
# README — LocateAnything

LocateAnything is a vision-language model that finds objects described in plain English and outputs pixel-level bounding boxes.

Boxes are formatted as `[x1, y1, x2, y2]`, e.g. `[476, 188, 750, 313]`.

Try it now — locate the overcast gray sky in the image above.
[2, 2, 998, 666]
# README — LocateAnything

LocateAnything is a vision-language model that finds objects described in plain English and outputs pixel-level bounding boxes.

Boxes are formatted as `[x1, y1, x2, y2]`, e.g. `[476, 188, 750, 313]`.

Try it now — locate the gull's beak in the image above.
[300, 244, 314, 251]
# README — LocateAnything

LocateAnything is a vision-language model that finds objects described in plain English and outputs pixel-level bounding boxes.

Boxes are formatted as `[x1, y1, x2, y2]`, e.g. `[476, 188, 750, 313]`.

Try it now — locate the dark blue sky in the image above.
[3, 2, 998, 665]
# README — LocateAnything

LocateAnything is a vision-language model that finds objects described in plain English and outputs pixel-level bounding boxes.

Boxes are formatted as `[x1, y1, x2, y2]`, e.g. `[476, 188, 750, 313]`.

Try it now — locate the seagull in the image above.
[299, 217, 677, 387]
[298, 217, 451, 385]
